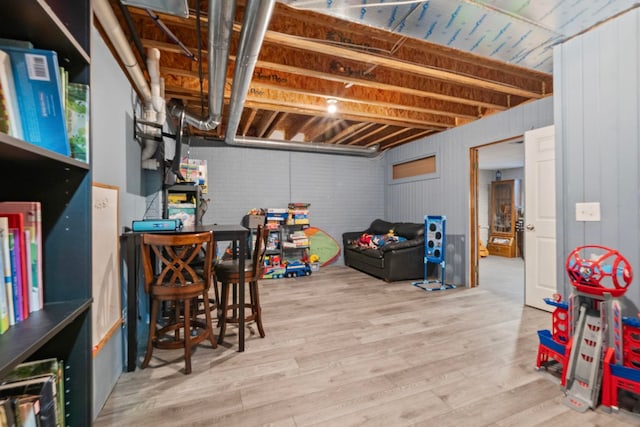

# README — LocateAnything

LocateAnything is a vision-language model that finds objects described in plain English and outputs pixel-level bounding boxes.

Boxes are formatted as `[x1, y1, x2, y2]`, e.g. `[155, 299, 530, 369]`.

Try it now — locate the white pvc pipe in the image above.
[93, 0, 152, 102]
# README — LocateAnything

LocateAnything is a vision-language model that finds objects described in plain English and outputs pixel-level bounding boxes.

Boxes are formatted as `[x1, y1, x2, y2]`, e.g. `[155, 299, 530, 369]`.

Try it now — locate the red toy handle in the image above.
[565, 245, 633, 297]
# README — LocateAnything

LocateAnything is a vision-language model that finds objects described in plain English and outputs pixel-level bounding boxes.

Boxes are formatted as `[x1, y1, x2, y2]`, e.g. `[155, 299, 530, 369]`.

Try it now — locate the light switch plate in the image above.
[576, 202, 600, 221]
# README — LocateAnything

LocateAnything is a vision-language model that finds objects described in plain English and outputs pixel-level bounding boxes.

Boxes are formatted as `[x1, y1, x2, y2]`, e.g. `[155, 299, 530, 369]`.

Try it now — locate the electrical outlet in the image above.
[576, 202, 600, 221]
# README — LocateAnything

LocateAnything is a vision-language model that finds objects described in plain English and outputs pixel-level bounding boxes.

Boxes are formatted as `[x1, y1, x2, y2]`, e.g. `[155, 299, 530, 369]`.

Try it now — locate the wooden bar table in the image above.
[122, 223, 249, 372]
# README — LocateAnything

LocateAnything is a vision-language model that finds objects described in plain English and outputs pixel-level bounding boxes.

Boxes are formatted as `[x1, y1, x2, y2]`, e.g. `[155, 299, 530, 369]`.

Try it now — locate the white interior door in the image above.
[524, 125, 557, 311]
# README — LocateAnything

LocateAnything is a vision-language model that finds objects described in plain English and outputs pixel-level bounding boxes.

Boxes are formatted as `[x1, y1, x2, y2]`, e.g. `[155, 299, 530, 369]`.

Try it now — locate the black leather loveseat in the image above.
[342, 219, 434, 282]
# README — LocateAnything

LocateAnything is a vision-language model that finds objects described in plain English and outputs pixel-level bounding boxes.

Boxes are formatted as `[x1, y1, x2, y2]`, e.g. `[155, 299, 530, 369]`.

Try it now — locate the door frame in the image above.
[469, 135, 524, 289]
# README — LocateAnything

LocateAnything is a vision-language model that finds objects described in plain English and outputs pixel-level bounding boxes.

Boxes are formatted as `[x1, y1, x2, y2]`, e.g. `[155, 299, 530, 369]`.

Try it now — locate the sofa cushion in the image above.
[393, 222, 424, 240]
[368, 219, 394, 235]
[380, 237, 423, 253]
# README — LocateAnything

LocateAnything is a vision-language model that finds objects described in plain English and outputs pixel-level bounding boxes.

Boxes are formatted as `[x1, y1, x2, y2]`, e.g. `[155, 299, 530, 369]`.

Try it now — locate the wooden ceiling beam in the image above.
[366, 127, 417, 148]
[326, 122, 371, 145]
[115, 2, 553, 153]
[243, 93, 453, 129]
[164, 83, 453, 129]
[144, 38, 518, 111]
[345, 125, 390, 146]
[335, 122, 377, 145]
[255, 110, 278, 138]
[159, 60, 496, 117]
[129, 6, 550, 97]
[130, 4, 553, 96]
[381, 130, 435, 149]
[264, 112, 288, 139]
[306, 118, 342, 141]
[240, 108, 258, 136]
[297, 116, 322, 141]
[245, 79, 469, 123]
[266, 3, 552, 92]
[284, 114, 313, 139]
[249, 67, 482, 120]
[260, 30, 543, 98]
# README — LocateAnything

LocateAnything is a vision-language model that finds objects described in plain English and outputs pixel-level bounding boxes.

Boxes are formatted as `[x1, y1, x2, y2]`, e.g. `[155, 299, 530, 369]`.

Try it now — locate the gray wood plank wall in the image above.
[385, 97, 553, 285]
[554, 8, 640, 313]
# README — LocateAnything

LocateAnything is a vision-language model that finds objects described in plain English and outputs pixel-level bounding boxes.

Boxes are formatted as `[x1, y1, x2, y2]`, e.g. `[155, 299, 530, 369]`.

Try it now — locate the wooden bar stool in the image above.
[214, 225, 269, 344]
[140, 231, 217, 374]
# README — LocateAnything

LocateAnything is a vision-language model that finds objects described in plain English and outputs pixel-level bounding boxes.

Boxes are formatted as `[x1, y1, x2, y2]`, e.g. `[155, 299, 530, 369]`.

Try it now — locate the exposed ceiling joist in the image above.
[103, 0, 556, 152]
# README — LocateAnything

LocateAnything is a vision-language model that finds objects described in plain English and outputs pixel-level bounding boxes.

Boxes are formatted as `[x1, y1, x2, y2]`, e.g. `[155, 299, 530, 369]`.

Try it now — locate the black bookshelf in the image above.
[0, 1, 93, 425]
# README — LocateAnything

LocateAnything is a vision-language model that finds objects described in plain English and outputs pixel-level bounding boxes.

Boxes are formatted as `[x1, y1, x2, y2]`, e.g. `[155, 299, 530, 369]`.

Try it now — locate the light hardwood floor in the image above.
[94, 266, 639, 426]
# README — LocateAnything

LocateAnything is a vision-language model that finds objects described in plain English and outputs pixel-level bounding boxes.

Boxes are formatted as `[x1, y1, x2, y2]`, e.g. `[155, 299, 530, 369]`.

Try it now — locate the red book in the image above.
[0, 212, 28, 319]
[0, 202, 42, 311]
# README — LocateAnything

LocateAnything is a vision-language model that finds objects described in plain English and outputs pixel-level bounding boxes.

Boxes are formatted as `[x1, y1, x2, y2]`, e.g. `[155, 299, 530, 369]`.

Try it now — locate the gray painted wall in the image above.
[187, 144, 386, 261]
[385, 97, 553, 284]
[90, 26, 148, 418]
[554, 8, 640, 314]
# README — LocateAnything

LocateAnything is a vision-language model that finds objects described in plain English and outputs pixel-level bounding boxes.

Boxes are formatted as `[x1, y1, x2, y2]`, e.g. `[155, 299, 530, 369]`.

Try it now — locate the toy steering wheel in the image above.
[565, 245, 633, 297]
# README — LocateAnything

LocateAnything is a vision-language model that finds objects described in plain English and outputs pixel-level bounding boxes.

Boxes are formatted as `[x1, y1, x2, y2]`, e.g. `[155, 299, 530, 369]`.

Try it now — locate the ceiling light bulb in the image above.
[327, 98, 338, 114]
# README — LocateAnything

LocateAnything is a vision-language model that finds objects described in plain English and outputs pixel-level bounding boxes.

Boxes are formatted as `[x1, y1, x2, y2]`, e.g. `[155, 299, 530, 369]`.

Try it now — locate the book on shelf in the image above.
[66, 81, 89, 162]
[267, 207, 287, 213]
[0, 374, 58, 427]
[23, 229, 34, 315]
[0, 50, 23, 139]
[8, 230, 24, 323]
[0, 398, 16, 427]
[0, 217, 14, 326]
[167, 193, 189, 204]
[59, 67, 67, 113]
[0, 224, 8, 334]
[0, 46, 70, 157]
[0, 38, 33, 49]
[287, 202, 310, 209]
[15, 395, 38, 427]
[0, 202, 43, 312]
[289, 231, 307, 240]
[4, 358, 65, 426]
[1, 213, 28, 322]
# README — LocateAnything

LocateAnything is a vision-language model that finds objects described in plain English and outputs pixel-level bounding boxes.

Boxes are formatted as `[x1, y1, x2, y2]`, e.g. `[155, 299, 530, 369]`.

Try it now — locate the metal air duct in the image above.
[231, 136, 379, 156]
[166, 0, 235, 130]
[222, 0, 378, 157]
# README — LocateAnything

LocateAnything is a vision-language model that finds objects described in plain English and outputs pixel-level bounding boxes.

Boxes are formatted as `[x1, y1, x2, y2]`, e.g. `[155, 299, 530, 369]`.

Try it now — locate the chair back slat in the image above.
[252, 225, 269, 279]
[140, 231, 214, 293]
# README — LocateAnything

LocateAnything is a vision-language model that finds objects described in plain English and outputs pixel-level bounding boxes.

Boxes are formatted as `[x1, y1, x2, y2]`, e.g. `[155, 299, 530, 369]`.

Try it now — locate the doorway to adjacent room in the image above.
[470, 137, 525, 302]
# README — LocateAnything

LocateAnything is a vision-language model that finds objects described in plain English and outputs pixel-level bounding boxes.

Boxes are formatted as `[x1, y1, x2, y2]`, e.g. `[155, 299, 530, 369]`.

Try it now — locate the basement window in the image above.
[392, 154, 436, 180]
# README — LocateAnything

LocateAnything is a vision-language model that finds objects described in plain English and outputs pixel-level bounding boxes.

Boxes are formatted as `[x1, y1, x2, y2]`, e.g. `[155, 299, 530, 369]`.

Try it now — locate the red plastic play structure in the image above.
[565, 245, 633, 297]
[536, 245, 640, 414]
[535, 294, 570, 386]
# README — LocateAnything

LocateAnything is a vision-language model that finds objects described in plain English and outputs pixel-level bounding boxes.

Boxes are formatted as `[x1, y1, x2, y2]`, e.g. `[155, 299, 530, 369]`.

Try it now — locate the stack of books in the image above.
[266, 208, 287, 229]
[0, 358, 65, 426]
[286, 230, 309, 248]
[287, 203, 310, 225]
[0, 201, 44, 334]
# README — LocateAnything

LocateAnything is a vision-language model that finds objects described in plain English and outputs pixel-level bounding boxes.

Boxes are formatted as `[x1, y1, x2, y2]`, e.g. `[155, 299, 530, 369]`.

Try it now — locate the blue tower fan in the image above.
[412, 215, 456, 292]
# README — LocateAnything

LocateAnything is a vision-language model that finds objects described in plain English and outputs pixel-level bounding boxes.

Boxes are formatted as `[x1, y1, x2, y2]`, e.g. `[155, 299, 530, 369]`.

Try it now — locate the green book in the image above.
[65, 82, 90, 163]
[0, 226, 8, 333]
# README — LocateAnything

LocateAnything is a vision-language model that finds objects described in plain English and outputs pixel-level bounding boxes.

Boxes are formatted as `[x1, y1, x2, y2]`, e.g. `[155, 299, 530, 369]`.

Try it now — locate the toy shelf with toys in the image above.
[261, 203, 314, 280]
